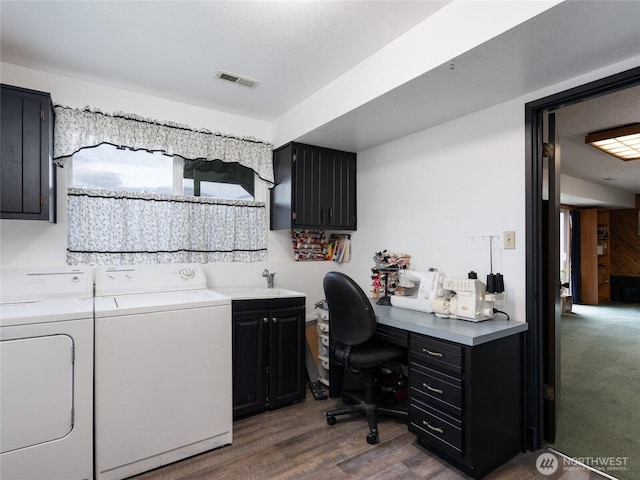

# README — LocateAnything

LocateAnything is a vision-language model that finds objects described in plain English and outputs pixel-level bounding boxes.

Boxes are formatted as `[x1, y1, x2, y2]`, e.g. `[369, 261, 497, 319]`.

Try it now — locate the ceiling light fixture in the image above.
[215, 70, 260, 88]
[585, 123, 640, 161]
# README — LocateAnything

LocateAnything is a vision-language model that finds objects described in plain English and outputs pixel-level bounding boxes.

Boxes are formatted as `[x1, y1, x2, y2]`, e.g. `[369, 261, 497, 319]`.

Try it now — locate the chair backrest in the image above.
[323, 271, 377, 346]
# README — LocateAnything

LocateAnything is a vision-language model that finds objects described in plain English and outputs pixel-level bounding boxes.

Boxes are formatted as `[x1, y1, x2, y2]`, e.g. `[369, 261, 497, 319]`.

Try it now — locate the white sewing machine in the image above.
[429, 277, 498, 322]
[389, 270, 445, 313]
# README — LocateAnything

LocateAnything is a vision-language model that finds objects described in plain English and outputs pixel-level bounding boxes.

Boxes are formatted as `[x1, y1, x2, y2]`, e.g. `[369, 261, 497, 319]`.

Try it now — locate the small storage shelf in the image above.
[316, 307, 330, 387]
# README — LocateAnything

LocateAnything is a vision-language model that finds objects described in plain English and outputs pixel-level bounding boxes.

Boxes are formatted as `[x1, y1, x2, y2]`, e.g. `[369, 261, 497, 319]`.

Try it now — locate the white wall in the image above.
[338, 56, 640, 324]
[560, 174, 636, 209]
[0, 63, 272, 138]
[0, 63, 337, 315]
[345, 99, 526, 321]
[0, 62, 271, 265]
[2, 57, 639, 322]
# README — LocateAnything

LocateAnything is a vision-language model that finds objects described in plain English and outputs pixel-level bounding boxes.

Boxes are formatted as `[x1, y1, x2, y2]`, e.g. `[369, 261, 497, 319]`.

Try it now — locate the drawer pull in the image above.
[424, 383, 443, 395]
[423, 348, 443, 357]
[424, 421, 444, 434]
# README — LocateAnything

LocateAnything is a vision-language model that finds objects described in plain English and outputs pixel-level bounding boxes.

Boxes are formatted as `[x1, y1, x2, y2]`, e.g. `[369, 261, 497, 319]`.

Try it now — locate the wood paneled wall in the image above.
[610, 207, 640, 277]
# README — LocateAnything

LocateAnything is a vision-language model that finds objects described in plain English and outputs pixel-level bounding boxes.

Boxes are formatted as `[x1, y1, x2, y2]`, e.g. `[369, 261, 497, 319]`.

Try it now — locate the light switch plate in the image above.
[504, 231, 516, 249]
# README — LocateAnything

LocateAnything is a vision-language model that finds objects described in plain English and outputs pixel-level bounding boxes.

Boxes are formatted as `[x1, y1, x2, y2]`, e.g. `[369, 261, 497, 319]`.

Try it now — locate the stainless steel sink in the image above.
[212, 287, 305, 300]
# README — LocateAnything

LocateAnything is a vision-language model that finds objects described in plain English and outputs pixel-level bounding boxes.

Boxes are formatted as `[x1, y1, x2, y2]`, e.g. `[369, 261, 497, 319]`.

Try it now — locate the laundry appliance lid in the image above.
[94, 289, 231, 318]
[0, 298, 94, 327]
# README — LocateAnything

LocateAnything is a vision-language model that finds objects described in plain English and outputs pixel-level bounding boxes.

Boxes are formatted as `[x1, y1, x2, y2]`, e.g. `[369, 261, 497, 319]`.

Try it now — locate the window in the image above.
[72, 144, 255, 200]
[67, 144, 268, 266]
[183, 158, 254, 200]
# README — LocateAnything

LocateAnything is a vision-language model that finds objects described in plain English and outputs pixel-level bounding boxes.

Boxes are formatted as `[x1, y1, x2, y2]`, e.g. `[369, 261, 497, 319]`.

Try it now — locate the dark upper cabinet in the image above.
[271, 142, 356, 230]
[1, 84, 56, 222]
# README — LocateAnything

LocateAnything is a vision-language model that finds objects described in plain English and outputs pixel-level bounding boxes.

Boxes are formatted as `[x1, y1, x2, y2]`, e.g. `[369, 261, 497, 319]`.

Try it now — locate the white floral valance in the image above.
[54, 105, 274, 184]
[67, 187, 268, 266]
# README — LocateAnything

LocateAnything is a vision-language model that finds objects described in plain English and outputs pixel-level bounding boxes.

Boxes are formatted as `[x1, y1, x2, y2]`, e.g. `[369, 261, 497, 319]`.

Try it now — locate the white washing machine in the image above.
[93, 263, 232, 480]
[0, 267, 94, 480]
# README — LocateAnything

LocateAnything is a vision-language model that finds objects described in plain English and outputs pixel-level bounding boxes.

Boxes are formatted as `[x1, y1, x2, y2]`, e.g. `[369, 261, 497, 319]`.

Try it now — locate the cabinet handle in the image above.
[263, 317, 269, 323]
[272, 317, 278, 323]
[424, 383, 443, 395]
[423, 348, 443, 357]
[423, 421, 444, 434]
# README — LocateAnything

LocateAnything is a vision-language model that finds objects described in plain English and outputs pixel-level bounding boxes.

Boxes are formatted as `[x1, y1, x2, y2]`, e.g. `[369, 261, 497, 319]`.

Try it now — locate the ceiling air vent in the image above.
[216, 70, 260, 88]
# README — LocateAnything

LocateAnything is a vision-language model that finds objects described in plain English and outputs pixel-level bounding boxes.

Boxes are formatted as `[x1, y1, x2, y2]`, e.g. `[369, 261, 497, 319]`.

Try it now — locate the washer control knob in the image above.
[179, 268, 195, 280]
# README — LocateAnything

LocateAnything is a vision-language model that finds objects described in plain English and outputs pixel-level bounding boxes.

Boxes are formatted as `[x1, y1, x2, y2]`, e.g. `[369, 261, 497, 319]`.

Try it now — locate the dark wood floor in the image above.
[131, 392, 609, 480]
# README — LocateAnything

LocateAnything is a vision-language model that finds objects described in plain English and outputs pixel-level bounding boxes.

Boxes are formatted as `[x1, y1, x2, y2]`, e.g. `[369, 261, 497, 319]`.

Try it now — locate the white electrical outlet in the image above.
[504, 231, 516, 249]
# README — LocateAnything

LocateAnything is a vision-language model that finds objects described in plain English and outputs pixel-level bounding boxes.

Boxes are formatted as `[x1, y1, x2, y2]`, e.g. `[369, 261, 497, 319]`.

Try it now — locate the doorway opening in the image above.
[525, 66, 640, 461]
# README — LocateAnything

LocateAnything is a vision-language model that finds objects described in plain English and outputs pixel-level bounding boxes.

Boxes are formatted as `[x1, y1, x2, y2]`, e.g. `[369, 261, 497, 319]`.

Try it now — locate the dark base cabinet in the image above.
[408, 333, 523, 479]
[232, 297, 306, 419]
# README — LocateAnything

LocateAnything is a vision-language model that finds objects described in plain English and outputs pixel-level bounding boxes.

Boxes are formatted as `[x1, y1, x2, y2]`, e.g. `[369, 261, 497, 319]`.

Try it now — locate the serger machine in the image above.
[430, 277, 501, 322]
[391, 270, 502, 322]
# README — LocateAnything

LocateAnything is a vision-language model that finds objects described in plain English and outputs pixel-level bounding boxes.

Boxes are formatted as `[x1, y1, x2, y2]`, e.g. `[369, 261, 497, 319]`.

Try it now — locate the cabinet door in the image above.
[232, 310, 268, 418]
[320, 149, 356, 230]
[1, 85, 54, 221]
[268, 306, 305, 409]
[271, 144, 294, 230]
[292, 144, 323, 227]
[292, 144, 356, 230]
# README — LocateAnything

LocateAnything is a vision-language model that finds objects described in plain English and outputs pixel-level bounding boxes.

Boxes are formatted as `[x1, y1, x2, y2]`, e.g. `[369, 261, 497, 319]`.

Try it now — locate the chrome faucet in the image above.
[262, 269, 276, 288]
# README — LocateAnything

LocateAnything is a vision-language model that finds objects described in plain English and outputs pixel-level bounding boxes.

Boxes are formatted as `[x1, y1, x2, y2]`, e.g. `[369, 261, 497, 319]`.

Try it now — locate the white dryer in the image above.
[0, 267, 94, 480]
[93, 263, 232, 480]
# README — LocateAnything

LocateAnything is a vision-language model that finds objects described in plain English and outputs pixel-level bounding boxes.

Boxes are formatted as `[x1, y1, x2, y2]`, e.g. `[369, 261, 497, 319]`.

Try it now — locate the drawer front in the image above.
[375, 323, 408, 347]
[409, 398, 463, 458]
[410, 363, 462, 414]
[317, 322, 329, 334]
[410, 335, 463, 374]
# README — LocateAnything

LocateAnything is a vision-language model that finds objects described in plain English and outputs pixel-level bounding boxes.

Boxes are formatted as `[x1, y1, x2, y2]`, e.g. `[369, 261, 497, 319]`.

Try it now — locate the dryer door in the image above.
[1, 335, 74, 453]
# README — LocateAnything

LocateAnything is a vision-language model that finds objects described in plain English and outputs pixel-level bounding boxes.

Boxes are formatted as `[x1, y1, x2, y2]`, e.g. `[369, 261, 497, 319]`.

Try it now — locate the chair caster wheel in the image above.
[327, 416, 336, 426]
[366, 432, 378, 445]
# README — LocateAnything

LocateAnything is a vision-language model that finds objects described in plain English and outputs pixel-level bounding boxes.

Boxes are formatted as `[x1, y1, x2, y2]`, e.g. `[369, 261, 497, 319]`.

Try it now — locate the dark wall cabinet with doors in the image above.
[232, 296, 306, 419]
[1, 84, 56, 222]
[271, 142, 356, 230]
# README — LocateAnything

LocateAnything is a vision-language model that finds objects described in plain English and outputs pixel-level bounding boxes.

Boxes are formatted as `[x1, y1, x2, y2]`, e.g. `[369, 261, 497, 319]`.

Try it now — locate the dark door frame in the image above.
[524, 65, 640, 451]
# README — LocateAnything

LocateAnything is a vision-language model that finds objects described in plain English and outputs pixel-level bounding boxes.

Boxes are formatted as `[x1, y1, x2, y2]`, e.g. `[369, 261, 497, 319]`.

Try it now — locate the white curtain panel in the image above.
[67, 188, 268, 265]
[53, 106, 274, 184]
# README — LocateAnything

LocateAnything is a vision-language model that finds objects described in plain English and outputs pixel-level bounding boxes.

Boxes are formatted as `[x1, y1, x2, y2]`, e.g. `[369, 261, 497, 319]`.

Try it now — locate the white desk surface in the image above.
[372, 303, 527, 346]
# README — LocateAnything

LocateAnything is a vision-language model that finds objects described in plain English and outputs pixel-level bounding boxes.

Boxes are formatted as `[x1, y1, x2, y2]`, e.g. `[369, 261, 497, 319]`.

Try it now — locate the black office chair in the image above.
[323, 271, 408, 444]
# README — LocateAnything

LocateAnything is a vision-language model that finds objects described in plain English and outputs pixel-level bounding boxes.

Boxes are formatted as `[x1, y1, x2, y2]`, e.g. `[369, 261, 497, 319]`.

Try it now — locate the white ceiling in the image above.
[556, 85, 640, 201]
[1, 0, 639, 203]
[0, 0, 448, 120]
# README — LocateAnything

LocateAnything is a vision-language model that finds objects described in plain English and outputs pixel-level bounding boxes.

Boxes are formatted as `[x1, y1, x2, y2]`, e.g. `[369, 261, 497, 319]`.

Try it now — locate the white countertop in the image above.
[372, 303, 527, 346]
[212, 287, 306, 300]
